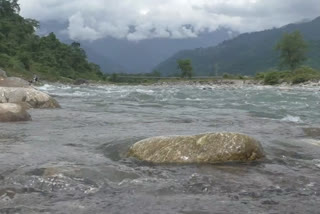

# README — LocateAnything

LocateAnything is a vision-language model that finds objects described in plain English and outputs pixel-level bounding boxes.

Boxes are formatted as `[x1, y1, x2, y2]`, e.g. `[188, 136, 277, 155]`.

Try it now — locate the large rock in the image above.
[0, 87, 60, 109]
[128, 133, 264, 164]
[0, 77, 30, 88]
[0, 103, 31, 122]
[0, 69, 7, 78]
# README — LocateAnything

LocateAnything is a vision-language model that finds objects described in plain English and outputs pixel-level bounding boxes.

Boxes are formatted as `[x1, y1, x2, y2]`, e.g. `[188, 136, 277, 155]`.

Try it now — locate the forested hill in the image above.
[155, 17, 320, 76]
[0, 0, 105, 81]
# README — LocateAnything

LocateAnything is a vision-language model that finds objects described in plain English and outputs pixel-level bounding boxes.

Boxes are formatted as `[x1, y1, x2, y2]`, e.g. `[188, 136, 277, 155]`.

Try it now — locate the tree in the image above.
[275, 31, 308, 71]
[0, 0, 20, 17]
[0, 0, 105, 81]
[17, 52, 31, 70]
[177, 59, 193, 78]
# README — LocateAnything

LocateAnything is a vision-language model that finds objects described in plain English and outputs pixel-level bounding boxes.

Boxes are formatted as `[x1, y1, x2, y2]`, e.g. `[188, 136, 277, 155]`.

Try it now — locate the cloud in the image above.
[19, 0, 320, 41]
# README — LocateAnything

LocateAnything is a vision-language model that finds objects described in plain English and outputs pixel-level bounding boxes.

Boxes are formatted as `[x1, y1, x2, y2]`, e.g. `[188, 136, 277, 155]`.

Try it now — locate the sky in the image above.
[19, 0, 320, 41]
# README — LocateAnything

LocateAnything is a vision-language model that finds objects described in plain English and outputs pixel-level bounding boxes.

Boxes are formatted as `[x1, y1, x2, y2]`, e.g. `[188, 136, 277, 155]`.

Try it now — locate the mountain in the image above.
[155, 16, 320, 76]
[38, 21, 236, 73]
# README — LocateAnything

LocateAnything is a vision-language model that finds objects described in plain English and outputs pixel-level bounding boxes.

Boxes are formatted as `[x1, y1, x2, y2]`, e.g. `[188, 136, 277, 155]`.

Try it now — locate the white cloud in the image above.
[19, 0, 320, 41]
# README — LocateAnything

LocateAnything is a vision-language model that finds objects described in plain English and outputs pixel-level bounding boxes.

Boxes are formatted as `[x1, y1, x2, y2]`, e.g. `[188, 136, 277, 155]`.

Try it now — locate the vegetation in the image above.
[0, 0, 105, 82]
[177, 59, 193, 78]
[155, 17, 320, 76]
[108, 71, 163, 84]
[222, 73, 247, 80]
[256, 66, 320, 85]
[275, 31, 308, 71]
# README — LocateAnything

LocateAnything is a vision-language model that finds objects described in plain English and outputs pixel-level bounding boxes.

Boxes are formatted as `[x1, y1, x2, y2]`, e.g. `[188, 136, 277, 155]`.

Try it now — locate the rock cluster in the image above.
[0, 69, 60, 122]
[0, 87, 60, 109]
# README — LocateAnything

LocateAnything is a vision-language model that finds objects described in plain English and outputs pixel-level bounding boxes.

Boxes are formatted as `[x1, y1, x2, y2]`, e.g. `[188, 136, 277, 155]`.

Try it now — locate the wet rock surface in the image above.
[0, 87, 60, 109]
[0, 103, 31, 122]
[128, 133, 265, 164]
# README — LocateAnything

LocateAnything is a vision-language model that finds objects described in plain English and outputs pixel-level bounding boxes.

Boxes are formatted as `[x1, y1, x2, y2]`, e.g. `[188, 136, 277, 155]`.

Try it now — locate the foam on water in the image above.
[281, 115, 303, 123]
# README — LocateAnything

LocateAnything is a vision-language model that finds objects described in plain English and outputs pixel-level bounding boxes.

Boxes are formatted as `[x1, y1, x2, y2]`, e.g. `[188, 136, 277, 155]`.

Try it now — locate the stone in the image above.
[0, 103, 31, 122]
[128, 133, 264, 164]
[74, 78, 89, 85]
[303, 127, 320, 139]
[0, 87, 60, 109]
[0, 68, 7, 78]
[0, 77, 30, 88]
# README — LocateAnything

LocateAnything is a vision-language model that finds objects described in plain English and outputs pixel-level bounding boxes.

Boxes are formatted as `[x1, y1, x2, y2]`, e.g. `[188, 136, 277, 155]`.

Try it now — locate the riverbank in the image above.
[80, 78, 320, 91]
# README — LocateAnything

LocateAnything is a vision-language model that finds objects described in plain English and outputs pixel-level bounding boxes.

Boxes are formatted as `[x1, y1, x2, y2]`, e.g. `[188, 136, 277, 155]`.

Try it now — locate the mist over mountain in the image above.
[155, 16, 320, 76]
[38, 21, 237, 73]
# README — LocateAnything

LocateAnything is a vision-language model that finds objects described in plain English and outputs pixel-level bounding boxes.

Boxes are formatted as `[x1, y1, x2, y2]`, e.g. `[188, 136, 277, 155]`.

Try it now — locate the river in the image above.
[1, 84, 320, 213]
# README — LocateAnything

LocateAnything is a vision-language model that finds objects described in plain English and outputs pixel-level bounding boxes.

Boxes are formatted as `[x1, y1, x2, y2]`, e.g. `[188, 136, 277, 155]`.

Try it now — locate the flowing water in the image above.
[1, 84, 320, 214]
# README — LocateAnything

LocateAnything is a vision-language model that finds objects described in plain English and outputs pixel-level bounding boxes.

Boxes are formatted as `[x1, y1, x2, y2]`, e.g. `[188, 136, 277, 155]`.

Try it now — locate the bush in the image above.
[292, 74, 311, 84]
[255, 72, 265, 79]
[291, 66, 320, 84]
[264, 72, 280, 85]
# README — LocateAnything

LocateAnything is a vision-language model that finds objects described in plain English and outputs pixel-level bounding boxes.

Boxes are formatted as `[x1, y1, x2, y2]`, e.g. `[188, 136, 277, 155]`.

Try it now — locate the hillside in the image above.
[155, 17, 320, 76]
[0, 0, 105, 81]
[39, 20, 236, 74]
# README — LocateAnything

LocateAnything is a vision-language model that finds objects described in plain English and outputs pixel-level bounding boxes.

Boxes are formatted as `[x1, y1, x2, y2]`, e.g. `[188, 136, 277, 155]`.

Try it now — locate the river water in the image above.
[1, 84, 320, 214]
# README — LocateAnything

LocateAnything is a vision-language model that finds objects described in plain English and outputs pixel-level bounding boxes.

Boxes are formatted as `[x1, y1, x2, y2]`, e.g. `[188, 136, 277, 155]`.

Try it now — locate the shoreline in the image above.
[36, 78, 320, 91]
[93, 79, 320, 90]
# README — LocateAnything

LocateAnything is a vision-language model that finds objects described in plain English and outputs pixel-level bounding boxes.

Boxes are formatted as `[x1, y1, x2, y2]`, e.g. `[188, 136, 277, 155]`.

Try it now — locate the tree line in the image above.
[0, 0, 105, 81]
[176, 30, 320, 84]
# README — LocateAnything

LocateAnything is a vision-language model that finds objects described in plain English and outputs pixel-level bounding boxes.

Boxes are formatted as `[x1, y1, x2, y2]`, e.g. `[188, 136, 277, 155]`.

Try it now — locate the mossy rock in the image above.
[128, 133, 265, 164]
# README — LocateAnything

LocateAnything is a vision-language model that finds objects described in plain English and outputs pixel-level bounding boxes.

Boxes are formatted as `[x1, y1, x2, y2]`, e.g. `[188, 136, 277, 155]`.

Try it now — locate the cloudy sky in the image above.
[19, 0, 320, 41]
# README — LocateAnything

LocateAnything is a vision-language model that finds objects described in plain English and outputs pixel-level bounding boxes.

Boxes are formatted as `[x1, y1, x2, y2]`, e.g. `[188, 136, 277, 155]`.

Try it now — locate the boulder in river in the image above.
[0, 103, 31, 122]
[0, 87, 60, 109]
[0, 77, 30, 88]
[128, 133, 264, 164]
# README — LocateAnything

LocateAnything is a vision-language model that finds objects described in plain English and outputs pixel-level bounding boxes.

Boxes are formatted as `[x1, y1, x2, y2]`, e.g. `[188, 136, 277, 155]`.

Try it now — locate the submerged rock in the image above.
[0, 77, 30, 88]
[0, 103, 31, 122]
[0, 87, 60, 109]
[128, 133, 264, 164]
[303, 127, 320, 139]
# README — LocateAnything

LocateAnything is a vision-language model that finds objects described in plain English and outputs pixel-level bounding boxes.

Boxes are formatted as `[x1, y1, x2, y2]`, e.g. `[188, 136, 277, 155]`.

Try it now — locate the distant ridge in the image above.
[155, 16, 320, 76]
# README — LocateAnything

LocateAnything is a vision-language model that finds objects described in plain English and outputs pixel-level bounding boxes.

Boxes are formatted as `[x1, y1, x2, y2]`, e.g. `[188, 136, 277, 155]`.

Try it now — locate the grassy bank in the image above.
[256, 66, 320, 85]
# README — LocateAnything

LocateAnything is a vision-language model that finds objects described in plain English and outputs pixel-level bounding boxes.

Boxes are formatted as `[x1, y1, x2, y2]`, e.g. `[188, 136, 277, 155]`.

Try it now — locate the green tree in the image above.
[0, 0, 105, 81]
[17, 52, 31, 70]
[0, 0, 20, 17]
[275, 31, 308, 71]
[177, 59, 193, 78]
